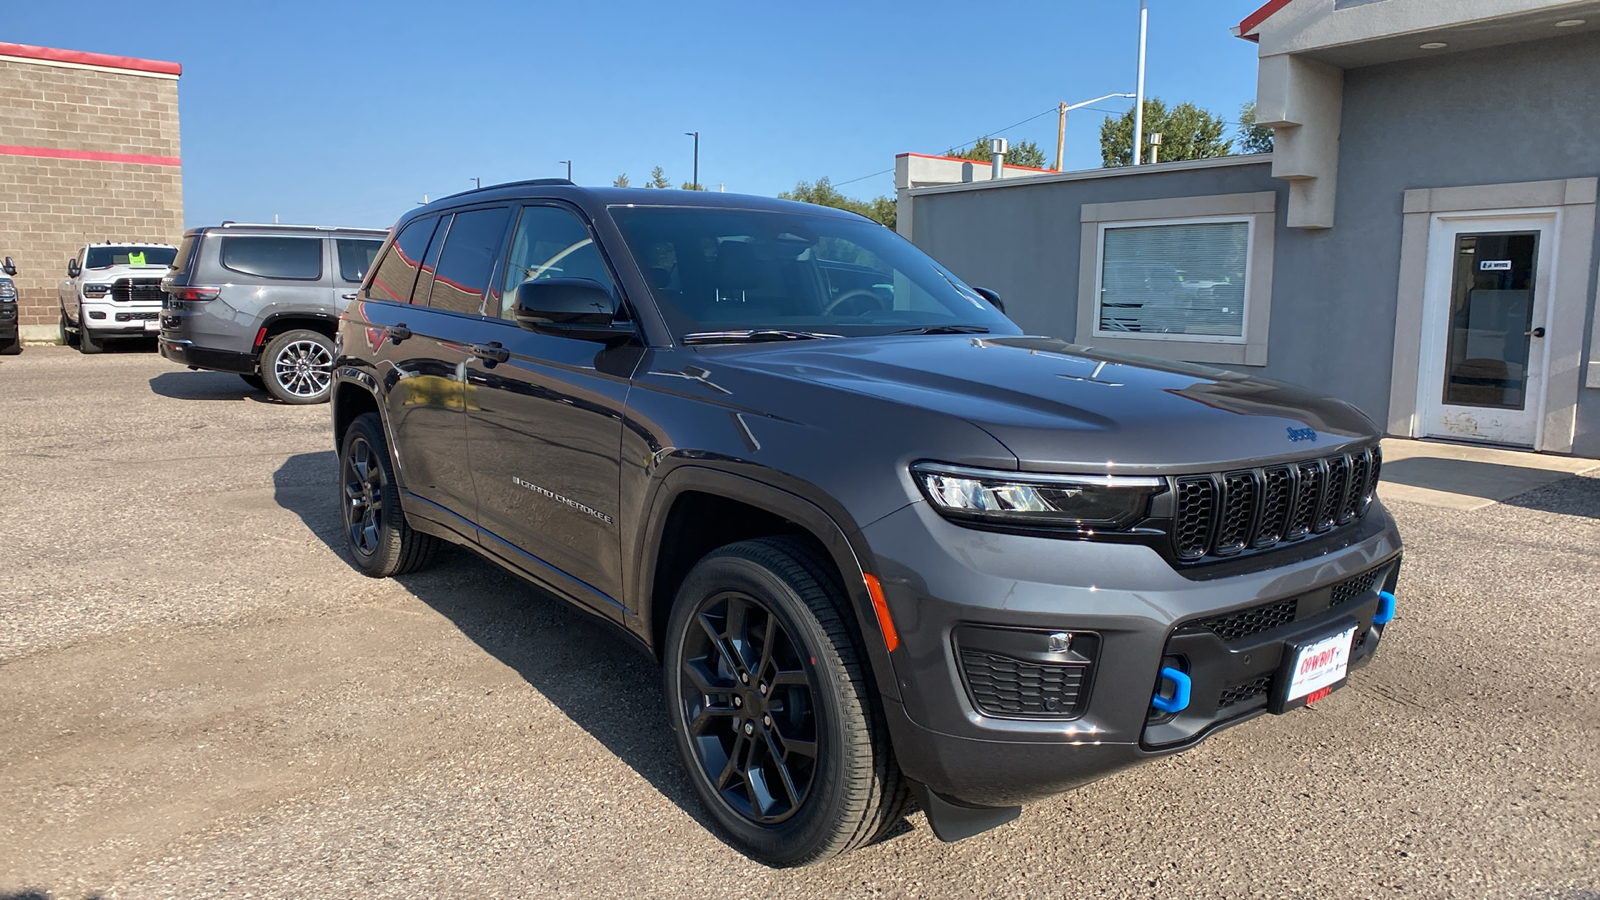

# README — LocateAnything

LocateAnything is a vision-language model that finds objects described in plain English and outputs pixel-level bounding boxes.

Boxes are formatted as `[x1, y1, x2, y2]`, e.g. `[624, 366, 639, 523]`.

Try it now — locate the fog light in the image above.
[89, 311, 107, 320]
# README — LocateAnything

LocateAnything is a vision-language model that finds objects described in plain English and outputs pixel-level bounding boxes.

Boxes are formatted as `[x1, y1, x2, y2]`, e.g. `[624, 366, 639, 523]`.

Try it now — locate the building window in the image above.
[1076, 192, 1276, 366]
[1096, 218, 1250, 343]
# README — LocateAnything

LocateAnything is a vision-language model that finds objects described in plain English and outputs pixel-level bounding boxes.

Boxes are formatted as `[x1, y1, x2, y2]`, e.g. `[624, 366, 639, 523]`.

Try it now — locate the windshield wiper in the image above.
[682, 329, 843, 345]
[887, 324, 991, 335]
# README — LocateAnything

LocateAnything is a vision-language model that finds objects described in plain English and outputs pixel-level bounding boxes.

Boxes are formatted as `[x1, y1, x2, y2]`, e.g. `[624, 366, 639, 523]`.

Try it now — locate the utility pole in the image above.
[684, 132, 699, 190]
[1133, 0, 1149, 166]
[1055, 93, 1137, 173]
[560, 160, 572, 181]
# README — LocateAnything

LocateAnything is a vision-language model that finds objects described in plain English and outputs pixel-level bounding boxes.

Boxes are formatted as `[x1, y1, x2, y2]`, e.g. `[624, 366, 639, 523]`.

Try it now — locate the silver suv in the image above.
[158, 223, 386, 403]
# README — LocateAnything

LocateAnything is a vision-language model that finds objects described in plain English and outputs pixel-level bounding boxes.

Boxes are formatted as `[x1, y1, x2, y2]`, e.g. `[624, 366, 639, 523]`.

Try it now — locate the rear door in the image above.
[463, 203, 639, 616]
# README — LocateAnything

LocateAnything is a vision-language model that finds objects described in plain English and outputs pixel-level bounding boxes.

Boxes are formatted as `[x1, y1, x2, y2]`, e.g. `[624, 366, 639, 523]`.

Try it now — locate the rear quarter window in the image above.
[366, 218, 437, 303]
[336, 239, 383, 283]
[220, 237, 322, 280]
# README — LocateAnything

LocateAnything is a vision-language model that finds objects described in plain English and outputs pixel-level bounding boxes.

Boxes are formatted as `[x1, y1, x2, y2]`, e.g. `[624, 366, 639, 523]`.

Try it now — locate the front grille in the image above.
[114, 311, 160, 322]
[1218, 674, 1273, 708]
[958, 650, 1088, 718]
[1195, 597, 1298, 642]
[1170, 445, 1382, 562]
[1329, 569, 1379, 607]
[111, 278, 165, 303]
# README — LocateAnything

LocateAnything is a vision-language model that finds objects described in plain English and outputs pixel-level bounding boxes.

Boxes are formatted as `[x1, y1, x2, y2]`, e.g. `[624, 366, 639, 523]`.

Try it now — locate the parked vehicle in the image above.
[159, 224, 386, 403]
[58, 243, 178, 354]
[332, 181, 1401, 866]
[0, 256, 19, 355]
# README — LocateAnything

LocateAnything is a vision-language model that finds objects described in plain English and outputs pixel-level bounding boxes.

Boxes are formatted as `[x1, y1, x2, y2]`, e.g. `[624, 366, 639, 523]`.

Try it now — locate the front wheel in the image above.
[59, 308, 77, 347]
[262, 329, 334, 404]
[663, 537, 906, 867]
[339, 412, 438, 577]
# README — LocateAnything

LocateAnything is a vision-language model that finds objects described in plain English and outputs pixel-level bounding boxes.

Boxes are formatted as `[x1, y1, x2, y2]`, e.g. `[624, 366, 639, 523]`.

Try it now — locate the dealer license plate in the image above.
[144, 319, 161, 332]
[1270, 621, 1357, 713]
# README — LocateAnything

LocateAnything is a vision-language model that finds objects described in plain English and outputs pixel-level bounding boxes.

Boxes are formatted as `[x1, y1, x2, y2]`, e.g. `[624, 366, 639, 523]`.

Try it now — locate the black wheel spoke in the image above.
[698, 611, 746, 681]
[687, 702, 737, 736]
[761, 729, 802, 807]
[769, 667, 808, 688]
[714, 732, 750, 792]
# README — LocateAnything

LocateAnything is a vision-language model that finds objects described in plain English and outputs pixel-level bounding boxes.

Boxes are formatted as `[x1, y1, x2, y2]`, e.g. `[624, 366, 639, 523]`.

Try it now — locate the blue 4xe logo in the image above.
[1287, 426, 1317, 443]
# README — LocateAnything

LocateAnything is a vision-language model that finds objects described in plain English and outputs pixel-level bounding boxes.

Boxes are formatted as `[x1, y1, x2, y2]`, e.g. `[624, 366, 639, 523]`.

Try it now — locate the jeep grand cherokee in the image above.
[331, 181, 1401, 866]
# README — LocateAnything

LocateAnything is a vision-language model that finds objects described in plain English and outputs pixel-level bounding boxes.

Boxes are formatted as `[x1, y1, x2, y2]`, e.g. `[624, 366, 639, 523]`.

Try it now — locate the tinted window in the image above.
[498, 206, 615, 320]
[367, 218, 436, 303]
[220, 237, 321, 280]
[168, 235, 199, 276]
[336, 239, 382, 283]
[85, 246, 177, 268]
[427, 207, 510, 314]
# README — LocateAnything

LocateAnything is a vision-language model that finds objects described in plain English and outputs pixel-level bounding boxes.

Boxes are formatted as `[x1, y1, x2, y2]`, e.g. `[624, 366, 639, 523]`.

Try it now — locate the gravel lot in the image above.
[2, 345, 1596, 899]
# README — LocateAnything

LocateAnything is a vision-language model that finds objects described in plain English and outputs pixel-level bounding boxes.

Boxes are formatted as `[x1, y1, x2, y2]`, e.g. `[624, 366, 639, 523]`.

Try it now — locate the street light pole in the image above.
[1133, 0, 1149, 166]
[470, 176, 481, 189]
[685, 131, 699, 190]
[559, 160, 572, 181]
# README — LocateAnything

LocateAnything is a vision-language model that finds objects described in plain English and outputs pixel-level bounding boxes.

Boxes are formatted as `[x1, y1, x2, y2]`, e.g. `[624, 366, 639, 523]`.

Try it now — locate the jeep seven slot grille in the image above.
[1171, 445, 1381, 562]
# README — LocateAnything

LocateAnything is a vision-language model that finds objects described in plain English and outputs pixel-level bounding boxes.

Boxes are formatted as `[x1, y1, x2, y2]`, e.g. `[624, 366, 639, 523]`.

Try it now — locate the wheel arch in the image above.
[637, 466, 901, 702]
[256, 311, 339, 354]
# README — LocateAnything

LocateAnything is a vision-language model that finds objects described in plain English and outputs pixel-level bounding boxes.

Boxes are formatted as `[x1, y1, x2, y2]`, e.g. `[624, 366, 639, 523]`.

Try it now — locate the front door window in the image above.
[1441, 231, 1538, 409]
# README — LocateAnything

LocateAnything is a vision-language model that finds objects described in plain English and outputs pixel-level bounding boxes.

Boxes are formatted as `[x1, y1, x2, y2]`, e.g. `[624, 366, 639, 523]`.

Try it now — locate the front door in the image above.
[1417, 214, 1555, 447]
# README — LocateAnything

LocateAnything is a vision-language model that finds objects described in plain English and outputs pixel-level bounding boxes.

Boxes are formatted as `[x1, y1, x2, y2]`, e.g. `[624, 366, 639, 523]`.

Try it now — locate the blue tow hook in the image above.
[1374, 590, 1397, 625]
[1151, 667, 1191, 714]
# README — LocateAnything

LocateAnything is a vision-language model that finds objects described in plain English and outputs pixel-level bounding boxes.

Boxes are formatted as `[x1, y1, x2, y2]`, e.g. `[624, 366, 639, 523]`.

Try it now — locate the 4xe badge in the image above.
[1287, 426, 1317, 443]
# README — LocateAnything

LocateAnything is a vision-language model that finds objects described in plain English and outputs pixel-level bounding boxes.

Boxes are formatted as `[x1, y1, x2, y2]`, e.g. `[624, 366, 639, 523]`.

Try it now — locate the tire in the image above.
[339, 412, 438, 578]
[663, 536, 906, 867]
[0, 335, 20, 355]
[239, 373, 266, 391]
[59, 308, 77, 347]
[262, 329, 335, 404]
[78, 307, 102, 354]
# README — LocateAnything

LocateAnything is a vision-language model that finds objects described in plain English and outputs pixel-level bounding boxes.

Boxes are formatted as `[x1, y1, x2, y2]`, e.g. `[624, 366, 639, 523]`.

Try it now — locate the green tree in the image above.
[644, 166, 672, 189]
[1099, 98, 1232, 167]
[945, 137, 1049, 170]
[778, 177, 896, 231]
[1238, 101, 1274, 155]
[612, 173, 631, 187]
[680, 181, 706, 191]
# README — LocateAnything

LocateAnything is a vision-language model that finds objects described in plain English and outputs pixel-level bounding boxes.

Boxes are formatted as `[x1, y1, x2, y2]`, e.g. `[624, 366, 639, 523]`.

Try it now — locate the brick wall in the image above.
[0, 50, 183, 334]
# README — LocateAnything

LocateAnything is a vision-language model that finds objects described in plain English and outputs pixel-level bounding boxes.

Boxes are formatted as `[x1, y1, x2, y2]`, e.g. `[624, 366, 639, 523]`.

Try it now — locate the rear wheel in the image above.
[77, 307, 102, 354]
[663, 536, 906, 866]
[339, 412, 437, 577]
[262, 329, 334, 404]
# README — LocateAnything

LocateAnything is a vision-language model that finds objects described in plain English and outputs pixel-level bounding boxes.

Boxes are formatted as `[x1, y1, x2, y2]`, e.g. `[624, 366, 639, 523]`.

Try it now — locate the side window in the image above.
[367, 218, 436, 303]
[219, 237, 322, 280]
[425, 207, 511, 314]
[336, 239, 382, 284]
[497, 205, 616, 320]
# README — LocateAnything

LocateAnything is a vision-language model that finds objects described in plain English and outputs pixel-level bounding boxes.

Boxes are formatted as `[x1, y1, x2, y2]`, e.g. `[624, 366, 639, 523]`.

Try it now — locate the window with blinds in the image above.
[1097, 220, 1250, 341]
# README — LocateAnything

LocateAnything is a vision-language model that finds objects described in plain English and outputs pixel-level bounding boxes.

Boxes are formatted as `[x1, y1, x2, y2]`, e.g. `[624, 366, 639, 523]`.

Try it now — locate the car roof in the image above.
[405, 180, 865, 224]
[85, 241, 177, 248]
[183, 224, 389, 238]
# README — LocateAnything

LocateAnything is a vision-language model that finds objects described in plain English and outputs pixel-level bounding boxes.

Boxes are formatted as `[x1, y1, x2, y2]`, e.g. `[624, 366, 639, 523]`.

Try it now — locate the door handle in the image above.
[387, 323, 412, 345]
[340, 292, 357, 301]
[471, 341, 511, 364]
[1526, 327, 1546, 338]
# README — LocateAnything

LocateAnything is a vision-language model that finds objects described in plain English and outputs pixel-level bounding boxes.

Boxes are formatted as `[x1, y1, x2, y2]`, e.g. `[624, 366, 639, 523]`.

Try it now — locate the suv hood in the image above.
[713, 335, 1378, 473]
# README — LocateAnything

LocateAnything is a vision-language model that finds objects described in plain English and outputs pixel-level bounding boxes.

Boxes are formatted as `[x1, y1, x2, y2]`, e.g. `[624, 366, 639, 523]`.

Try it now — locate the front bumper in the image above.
[862, 499, 1402, 809]
[81, 299, 161, 336]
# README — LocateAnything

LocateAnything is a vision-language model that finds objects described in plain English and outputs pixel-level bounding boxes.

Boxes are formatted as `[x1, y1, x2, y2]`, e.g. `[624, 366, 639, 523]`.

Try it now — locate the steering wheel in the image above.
[822, 287, 888, 317]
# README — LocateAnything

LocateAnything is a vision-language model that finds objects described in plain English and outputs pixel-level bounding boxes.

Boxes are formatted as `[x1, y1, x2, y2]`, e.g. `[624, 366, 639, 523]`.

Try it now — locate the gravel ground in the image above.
[1, 345, 1596, 899]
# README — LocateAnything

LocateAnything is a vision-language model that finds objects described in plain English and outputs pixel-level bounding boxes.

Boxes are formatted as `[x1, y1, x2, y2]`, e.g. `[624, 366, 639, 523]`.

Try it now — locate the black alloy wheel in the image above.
[338, 412, 437, 578]
[678, 590, 820, 825]
[663, 537, 907, 867]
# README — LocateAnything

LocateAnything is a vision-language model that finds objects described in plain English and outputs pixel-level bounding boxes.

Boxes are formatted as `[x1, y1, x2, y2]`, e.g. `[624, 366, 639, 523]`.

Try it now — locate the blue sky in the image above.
[6, 0, 1268, 229]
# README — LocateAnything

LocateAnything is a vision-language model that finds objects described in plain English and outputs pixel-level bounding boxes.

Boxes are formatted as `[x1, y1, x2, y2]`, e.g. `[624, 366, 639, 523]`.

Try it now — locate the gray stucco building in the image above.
[900, 0, 1600, 457]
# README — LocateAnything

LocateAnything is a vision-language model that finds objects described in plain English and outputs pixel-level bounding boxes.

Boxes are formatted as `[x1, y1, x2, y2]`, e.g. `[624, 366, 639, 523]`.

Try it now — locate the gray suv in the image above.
[159, 223, 386, 403]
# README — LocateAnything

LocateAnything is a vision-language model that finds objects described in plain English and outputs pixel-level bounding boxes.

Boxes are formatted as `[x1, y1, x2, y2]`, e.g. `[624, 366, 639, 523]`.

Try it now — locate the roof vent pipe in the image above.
[990, 137, 1009, 180]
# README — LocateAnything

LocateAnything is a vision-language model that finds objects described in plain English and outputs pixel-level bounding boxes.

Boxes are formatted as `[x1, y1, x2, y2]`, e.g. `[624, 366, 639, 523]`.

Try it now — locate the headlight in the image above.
[0, 281, 14, 301]
[911, 462, 1165, 531]
[83, 283, 112, 298]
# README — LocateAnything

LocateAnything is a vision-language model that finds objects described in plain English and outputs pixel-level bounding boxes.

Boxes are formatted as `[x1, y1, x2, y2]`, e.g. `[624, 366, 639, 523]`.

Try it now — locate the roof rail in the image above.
[433, 178, 575, 204]
[217, 222, 387, 232]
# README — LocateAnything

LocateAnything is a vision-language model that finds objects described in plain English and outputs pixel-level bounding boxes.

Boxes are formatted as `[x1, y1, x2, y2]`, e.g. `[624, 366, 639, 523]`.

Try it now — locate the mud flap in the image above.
[908, 780, 1022, 842]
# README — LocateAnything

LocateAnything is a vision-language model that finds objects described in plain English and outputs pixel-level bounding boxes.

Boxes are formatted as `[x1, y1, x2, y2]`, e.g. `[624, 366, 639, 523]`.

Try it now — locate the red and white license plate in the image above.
[1272, 622, 1357, 712]
[144, 319, 160, 332]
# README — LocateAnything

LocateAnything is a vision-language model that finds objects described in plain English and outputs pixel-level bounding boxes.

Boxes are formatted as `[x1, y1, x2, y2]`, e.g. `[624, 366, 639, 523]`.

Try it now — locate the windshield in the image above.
[608, 206, 1017, 340]
[85, 246, 177, 269]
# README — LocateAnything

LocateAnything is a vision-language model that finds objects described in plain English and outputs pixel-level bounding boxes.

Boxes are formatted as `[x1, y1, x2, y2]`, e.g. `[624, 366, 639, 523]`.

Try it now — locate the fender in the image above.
[255, 310, 341, 350]
[633, 464, 902, 702]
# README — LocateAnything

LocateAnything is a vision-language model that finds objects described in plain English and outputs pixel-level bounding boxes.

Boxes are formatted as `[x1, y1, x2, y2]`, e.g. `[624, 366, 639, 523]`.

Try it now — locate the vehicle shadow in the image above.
[270, 451, 714, 833]
[148, 370, 273, 403]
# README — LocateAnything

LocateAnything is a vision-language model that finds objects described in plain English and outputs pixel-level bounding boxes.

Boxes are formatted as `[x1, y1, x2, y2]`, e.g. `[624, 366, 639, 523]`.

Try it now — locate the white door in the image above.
[1417, 213, 1556, 447]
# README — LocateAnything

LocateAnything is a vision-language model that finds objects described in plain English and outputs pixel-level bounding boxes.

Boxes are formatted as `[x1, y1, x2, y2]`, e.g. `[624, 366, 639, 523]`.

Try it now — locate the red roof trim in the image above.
[0, 144, 181, 167]
[895, 151, 1056, 173]
[1237, 0, 1293, 39]
[0, 42, 181, 76]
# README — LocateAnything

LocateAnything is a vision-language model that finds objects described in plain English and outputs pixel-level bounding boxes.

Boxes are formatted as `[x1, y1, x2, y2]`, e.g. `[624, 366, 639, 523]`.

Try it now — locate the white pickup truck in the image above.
[59, 242, 178, 353]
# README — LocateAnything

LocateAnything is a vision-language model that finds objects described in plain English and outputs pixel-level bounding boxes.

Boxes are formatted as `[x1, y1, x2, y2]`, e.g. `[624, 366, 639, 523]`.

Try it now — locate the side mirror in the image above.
[974, 286, 1006, 314]
[1, 257, 15, 277]
[67, 259, 81, 279]
[513, 278, 635, 343]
